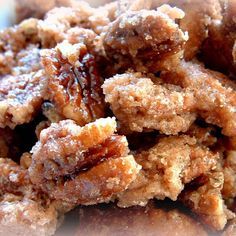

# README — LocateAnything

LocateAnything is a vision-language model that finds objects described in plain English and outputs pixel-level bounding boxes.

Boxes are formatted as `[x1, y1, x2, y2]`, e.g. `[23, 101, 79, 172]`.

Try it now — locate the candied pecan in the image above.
[14, 1, 114, 51]
[103, 6, 187, 73]
[117, 135, 219, 207]
[103, 72, 196, 135]
[161, 60, 236, 137]
[41, 41, 105, 126]
[38, 2, 111, 48]
[0, 44, 41, 76]
[15, 0, 76, 22]
[29, 118, 141, 205]
[0, 18, 48, 129]
[12, 45, 42, 75]
[0, 18, 39, 53]
[117, 0, 222, 61]
[0, 157, 68, 236]
[179, 171, 235, 230]
[0, 19, 40, 75]
[152, 0, 222, 60]
[0, 70, 47, 129]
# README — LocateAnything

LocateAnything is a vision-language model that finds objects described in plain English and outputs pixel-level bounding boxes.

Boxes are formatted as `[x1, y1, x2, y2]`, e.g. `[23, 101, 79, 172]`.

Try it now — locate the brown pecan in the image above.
[0, 70, 47, 129]
[42, 41, 105, 126]
[103, 7, 187, 72]
[29, 118, 141, 205]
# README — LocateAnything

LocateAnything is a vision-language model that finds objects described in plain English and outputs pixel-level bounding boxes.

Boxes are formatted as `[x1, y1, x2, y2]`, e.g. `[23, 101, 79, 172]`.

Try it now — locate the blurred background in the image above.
[0, 0, 15, 29]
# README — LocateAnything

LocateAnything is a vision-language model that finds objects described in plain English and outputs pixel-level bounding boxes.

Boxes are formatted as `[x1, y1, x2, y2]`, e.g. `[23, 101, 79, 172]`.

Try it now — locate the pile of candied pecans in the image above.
[0, 0, 236, 235]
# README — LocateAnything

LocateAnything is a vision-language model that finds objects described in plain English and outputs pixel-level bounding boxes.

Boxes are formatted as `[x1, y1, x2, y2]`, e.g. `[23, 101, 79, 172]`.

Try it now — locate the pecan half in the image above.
[42, 41, 105, 126]
[29, 118, 141, 205]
